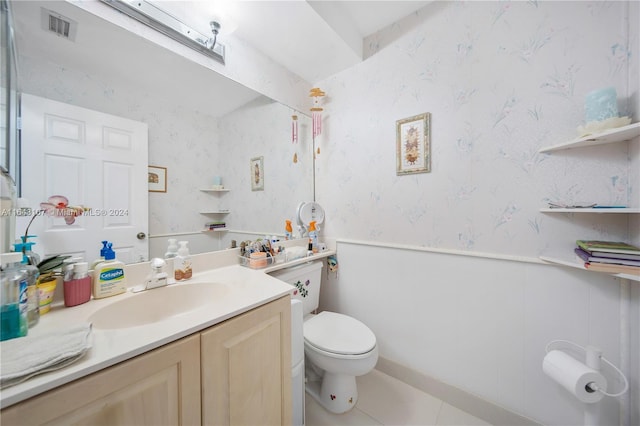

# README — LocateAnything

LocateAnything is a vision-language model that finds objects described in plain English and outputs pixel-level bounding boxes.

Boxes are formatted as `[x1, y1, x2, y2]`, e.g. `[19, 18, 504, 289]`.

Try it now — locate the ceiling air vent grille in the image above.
[40, 8, 78, 41]
[49, 15, 70, 37]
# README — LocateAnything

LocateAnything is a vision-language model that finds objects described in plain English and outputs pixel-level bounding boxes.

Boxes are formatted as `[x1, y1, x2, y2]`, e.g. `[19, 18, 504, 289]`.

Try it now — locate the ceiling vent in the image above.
[41, 8, 77, 41]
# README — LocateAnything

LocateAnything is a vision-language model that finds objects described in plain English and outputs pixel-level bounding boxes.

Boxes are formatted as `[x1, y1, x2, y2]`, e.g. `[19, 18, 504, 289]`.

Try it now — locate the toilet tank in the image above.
[269, 261, 323, 316]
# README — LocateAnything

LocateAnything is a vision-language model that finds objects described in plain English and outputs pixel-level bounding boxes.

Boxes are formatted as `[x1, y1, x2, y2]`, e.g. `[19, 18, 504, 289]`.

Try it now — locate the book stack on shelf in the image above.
[575, 240, 640, 275]
[205, 221, 226, 231]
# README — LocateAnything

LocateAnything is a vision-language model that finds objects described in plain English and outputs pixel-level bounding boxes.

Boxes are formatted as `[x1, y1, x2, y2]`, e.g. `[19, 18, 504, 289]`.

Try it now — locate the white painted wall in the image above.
[315, 1, 638, 425]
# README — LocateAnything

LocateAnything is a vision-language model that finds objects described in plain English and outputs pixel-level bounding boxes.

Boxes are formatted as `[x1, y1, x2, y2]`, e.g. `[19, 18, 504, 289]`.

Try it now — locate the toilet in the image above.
[270, 260, 378, 414]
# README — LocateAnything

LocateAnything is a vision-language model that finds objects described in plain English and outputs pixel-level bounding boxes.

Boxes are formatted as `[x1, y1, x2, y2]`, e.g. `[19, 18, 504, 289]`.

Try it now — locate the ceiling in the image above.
[144, 1, 432, 83]
[10, 1, 430, 117]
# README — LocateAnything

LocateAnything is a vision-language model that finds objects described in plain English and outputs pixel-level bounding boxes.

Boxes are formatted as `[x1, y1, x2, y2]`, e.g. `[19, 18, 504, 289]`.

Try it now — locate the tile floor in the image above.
[305, 369, 491, 426]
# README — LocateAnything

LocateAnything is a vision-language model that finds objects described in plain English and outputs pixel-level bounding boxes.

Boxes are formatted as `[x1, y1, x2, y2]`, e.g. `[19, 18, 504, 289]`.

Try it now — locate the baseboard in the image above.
[375, 357, 541, 426]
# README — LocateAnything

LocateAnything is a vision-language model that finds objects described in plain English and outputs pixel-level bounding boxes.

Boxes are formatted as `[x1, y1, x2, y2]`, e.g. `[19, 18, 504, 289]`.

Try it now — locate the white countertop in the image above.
[0, 261, 295, 409]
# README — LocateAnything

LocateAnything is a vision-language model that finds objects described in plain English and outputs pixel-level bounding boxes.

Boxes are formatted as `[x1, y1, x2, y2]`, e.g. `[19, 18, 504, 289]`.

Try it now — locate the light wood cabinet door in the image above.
[1, 334, 201, 426]
[201, 296, 292, 426]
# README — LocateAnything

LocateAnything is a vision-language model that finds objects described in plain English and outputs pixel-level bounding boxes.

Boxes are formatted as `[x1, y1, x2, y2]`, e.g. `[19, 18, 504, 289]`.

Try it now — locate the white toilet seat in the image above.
[304, 311, 376, 356]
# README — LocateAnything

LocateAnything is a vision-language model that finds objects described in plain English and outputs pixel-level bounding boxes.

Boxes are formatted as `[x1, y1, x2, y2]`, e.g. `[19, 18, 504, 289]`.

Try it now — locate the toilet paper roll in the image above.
[543, 350, 607, 404]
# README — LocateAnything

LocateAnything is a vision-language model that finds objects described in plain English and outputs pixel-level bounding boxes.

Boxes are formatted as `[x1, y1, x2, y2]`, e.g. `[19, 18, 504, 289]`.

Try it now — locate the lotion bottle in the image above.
[174, 241, 192, 281]
[308, 221, 319, 253]
[92, 245, 126, 298]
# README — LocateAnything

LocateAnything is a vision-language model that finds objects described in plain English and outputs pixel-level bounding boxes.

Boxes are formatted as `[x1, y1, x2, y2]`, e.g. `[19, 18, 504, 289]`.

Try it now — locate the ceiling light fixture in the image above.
[208, 20, 220, 50]
[100, 0, 225, 64]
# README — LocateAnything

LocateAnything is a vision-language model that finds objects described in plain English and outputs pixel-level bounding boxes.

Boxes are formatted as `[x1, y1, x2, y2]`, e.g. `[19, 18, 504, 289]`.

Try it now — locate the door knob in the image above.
[137, 232, 146, 240]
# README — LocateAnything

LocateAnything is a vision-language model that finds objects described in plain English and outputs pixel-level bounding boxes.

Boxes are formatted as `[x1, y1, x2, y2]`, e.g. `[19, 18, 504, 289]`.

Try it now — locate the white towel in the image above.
[1, 323, 92, 389]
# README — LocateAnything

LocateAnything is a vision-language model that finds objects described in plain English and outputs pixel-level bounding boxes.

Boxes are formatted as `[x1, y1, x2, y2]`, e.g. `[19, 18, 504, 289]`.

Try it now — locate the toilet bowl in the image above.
[269, 261, 378, 415]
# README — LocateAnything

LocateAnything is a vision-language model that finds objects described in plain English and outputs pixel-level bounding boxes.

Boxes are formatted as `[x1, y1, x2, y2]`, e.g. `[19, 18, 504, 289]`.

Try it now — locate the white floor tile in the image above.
[436, 402, 491, 426]
[305, 394, 382, 426]
[304, 369, 491, 426]
[356, 370, 443, 425]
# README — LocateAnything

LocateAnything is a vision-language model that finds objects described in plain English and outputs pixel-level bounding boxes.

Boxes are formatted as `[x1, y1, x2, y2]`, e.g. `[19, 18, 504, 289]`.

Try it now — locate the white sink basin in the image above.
[89, 283, 229, 329]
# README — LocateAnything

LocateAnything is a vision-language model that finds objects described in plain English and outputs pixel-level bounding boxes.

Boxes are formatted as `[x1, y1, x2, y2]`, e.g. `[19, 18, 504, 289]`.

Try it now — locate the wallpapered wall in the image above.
[315, 1, 638, 257]
[314, 2, 638, 425]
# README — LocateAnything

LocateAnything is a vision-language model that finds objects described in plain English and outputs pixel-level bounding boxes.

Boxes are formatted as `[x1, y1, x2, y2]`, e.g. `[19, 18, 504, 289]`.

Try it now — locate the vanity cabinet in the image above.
[201, 294, 292, 425]
[0, 296, 292, 426]
[0, 334, 202, 425]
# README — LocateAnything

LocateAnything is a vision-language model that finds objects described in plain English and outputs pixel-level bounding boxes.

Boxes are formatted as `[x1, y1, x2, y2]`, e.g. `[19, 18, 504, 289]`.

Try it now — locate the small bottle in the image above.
[285, 220, 293, 240]
[308, 221, 319, 253]
[174, 241, 192, 281]
[92, 244, 127, 299]
[13, 239, 41, 327]
[64, 262, 92, 307]
[165, 238, 179, 259]
[1, 252, 28, 340]
[19, 258, 40, 328]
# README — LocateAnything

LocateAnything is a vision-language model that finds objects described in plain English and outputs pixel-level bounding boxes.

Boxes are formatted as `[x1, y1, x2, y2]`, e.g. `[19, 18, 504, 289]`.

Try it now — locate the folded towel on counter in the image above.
[1, 323, 92, 389]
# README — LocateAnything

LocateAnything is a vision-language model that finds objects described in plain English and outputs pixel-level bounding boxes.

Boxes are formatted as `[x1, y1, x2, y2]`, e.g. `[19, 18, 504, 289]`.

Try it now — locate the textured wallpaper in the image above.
[315, 0, 638, 257]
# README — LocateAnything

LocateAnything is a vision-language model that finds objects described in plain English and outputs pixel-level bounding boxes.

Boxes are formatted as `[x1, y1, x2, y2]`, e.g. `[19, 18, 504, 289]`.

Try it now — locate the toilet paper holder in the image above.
[543, 339, 628, 402]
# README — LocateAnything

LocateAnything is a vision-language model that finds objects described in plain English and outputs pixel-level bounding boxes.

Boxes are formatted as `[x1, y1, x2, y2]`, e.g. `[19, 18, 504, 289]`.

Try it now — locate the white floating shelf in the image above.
[540, 254, 640, 282]
[539, 122, 640, 153]
[540, 207, 640, 214]
[199, 188, 230, 192]
[200, 228, 228, 233]
[199, 211, 230, 214]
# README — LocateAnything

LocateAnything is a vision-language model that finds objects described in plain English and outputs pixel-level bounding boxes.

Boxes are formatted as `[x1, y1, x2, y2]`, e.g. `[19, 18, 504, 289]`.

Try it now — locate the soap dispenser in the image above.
[174, 241, 192, 281]
[164, 238, 179, 259]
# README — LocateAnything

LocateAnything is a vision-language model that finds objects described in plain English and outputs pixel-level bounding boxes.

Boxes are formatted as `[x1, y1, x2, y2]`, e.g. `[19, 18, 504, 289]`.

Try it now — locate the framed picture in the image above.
[250, 156, 264, 191]
[396, 113, 431, 175]
[148, 165, 167, 192]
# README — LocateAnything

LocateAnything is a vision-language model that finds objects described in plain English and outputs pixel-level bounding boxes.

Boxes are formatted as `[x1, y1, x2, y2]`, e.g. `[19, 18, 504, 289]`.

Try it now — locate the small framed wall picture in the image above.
[396, 112, 431, 175]
[148, 165, 167, 192]
[250, 156, 264, 191]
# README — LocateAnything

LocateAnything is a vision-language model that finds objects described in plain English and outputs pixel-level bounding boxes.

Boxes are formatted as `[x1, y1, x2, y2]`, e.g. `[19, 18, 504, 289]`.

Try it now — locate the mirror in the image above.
[1, 0, 19, 179]
[8, 1, 315, 261]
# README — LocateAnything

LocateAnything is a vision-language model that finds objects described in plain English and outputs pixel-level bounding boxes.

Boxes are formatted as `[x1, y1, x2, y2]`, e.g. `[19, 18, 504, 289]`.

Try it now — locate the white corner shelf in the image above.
[540, 254, 640, 282]
[199, 188, 230, 192]
[539, 122, 640, 153]
[201, 228, 228, 233]
[540, 207, 640, 214]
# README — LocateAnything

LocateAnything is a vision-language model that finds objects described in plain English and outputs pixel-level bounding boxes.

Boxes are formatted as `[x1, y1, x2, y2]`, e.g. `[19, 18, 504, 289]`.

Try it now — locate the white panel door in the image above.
[20, 94, 149, 263]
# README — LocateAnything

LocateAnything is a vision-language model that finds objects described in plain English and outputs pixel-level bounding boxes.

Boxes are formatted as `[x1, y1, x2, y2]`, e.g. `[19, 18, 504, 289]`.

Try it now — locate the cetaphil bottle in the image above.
[92, 245, 126, 298]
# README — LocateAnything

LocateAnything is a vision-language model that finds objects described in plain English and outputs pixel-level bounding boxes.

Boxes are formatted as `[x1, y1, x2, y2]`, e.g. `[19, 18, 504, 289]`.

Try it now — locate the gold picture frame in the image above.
[396, 113, 431, 175]
[250, 156, 264, 191]
[148, 165, 167, 192]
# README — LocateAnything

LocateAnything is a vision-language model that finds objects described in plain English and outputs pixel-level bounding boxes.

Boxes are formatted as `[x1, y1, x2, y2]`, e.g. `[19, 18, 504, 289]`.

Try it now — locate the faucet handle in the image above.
[150, 257, 166, 271]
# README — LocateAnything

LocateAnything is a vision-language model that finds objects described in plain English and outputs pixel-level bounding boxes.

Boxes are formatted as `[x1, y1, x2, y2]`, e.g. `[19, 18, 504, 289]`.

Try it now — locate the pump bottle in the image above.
[174, 241, 192, 281]
[92, 244, 126, 298]
[1, 252, 28, 340]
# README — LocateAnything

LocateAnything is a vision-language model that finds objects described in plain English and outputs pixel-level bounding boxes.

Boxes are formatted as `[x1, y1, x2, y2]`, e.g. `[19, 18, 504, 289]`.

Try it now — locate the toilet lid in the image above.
[304, 312, 376, 356]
